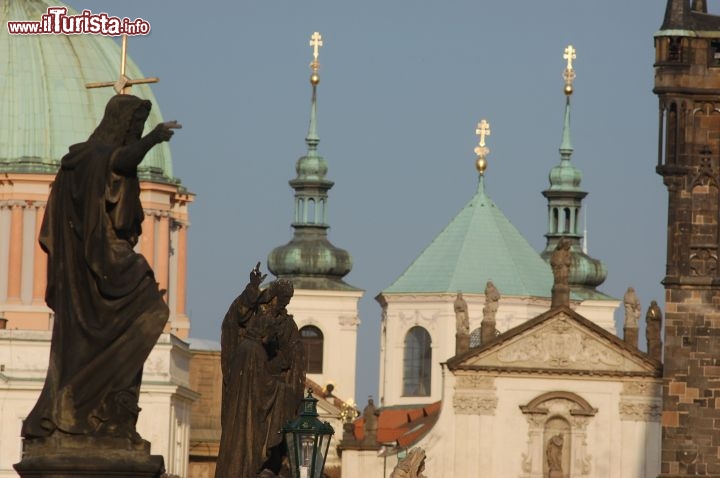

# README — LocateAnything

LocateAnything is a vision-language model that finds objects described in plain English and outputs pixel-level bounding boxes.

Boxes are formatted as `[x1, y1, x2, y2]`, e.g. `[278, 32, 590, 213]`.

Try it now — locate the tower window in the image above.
[307, 199, 316, 224]
[668, 37, 682, 63]
[403, 326, 431, 396]
[563, 208, 571, 233]
[300, 325, 324, 373]
[710, 40, 720, 67]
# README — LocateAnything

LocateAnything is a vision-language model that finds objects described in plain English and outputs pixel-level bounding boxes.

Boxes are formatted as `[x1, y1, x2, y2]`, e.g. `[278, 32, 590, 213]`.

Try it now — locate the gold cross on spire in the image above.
[563, 45, 576, 71]
[86, 35, 159, 95]
[310, 32, 323, 71]
[475, 119, 491, 148]
[310, 32, 323, 63]
[309, 32, 323, 85]
[474, 119, 491, 175]
[563, 44, 577, 95]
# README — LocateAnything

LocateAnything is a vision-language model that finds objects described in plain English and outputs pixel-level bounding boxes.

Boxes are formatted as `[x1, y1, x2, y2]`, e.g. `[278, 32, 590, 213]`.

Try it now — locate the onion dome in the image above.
[540, 47, 609, 297]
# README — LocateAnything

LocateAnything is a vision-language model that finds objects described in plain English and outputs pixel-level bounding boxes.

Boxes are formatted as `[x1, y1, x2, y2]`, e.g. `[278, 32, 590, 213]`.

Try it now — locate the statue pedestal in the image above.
[14, 434, 164, 478]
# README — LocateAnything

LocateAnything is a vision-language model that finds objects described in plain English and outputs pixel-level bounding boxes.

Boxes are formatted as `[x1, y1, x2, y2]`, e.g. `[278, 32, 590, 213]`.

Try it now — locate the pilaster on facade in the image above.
[0, 178, 193, 337]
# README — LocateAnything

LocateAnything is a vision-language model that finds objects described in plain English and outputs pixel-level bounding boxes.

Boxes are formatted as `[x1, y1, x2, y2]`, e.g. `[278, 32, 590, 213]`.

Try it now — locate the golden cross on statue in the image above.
[563, 45, 576, 71]
[475, 119, 491, 148]
[86, 35, 159, 95]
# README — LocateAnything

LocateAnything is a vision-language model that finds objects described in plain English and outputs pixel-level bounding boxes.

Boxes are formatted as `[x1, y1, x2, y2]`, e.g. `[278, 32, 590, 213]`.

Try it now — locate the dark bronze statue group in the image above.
[216, 264, 305, 477]
[16, 94, 305, 478]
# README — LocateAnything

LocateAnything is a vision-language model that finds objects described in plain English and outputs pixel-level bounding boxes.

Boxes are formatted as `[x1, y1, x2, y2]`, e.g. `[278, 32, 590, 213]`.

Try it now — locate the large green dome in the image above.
[0, 0, 173, 179]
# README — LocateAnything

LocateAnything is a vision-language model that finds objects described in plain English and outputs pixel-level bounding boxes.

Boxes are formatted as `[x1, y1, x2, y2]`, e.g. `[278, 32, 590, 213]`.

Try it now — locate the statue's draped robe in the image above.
[22, 95, 169, 439]
[217, 286, 305, 477]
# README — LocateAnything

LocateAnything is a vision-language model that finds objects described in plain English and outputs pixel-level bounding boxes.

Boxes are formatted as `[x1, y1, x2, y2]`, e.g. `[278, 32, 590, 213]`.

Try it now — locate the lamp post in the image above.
[283, 389, 334, 478]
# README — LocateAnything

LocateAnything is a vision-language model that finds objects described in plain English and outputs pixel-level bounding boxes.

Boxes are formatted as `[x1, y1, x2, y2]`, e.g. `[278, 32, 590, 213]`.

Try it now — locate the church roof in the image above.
[0, 0, 174, 180]
[351, 401, 441, 450]
[660, 0, 720, 32]
[383, 179, 554, 297]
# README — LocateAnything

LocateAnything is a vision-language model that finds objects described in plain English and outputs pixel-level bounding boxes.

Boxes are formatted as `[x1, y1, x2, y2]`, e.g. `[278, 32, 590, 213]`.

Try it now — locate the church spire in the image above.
[540, 45, 607, 294]
[306, 32, 321, 149]
[268, 33, 356, 291]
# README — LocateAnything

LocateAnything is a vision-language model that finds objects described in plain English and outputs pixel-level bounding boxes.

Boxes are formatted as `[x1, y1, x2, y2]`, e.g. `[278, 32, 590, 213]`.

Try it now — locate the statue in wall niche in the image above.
[390, 447, 427, 478]
[623, 287, 641, 328]
[216, 263, 305, 478]
[21, 95, 180, 448]
[546, 434, 564, 477]
[454, 292, 470, 335]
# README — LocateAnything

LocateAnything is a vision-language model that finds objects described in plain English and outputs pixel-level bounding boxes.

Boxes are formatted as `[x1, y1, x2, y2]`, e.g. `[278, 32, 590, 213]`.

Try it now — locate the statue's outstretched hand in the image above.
[153, 121, 182, 143]
[250, 262, 266, 287]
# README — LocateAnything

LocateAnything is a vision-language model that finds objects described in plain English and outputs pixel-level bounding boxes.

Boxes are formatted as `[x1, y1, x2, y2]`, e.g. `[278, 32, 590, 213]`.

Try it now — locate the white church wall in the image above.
[574, 299, 620, 334]
[340, 449, 385, 478]
[407, 372, 661, 478]
[379, 293, 619, 407]
[287, 288, 362, 403]
[0, 331, 197, 478]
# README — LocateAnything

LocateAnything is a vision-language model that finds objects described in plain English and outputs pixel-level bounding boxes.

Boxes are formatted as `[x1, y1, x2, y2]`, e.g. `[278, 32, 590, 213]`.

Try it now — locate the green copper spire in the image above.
[268, 33, 358, 291]
[560, 96, 573, 154]
[541, 46, 609, 299]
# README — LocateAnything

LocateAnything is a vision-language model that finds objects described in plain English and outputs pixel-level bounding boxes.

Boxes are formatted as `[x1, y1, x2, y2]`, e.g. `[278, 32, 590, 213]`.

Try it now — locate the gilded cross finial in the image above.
[563, 44, 576, 95]
[309, 32, 323, 85]
[86, 35, 159, 95]
[476, 119, 491, 147]
[310, 32, 323, 64]
[474, 119, 491, 175]
[563, 45, 576, 71]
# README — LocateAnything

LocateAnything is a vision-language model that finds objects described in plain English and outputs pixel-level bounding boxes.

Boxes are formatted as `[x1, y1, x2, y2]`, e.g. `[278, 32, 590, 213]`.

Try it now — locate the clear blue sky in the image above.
[63, 0, 671, 404]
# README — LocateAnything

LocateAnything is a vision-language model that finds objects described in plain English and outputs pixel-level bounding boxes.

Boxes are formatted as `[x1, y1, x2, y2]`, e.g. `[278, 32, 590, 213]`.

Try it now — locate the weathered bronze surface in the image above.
[15, 95, 179, 478]
[215, 264, 305, 478]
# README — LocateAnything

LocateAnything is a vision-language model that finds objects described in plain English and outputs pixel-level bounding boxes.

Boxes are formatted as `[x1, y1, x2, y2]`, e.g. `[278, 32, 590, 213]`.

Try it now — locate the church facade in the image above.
[340, 34, 664, 478]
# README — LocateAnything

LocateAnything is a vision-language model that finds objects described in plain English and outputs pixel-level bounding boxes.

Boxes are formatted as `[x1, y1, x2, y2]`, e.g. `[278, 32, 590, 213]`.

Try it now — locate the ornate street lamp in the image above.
[283, 389, 335, 478]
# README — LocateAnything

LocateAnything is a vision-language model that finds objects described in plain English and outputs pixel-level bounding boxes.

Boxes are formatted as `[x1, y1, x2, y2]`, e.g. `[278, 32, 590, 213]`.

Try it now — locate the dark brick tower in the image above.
[655, 1, 720, 476]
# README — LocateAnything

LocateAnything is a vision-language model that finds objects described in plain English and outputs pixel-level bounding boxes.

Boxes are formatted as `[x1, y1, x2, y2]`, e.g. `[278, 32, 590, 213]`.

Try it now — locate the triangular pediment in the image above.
[449, 308, 659, 375]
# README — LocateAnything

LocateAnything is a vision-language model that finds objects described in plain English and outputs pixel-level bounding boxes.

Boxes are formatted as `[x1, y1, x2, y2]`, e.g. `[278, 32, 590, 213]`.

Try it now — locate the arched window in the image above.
[563, 207, 571, 233]
[300, 325, 323, 373]
[403, 326, 431, 396]
[307, 199, 316, 224]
